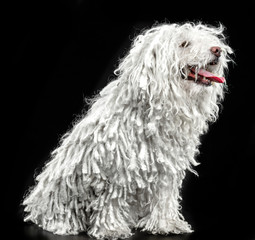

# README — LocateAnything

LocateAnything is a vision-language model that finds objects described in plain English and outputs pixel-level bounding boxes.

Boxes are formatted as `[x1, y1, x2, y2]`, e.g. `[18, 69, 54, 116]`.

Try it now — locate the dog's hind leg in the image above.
[23, 170, 90, 235]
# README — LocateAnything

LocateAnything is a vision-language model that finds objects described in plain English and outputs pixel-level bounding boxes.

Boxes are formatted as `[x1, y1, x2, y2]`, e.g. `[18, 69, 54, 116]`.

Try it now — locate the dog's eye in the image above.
[180, 41, 190, 48]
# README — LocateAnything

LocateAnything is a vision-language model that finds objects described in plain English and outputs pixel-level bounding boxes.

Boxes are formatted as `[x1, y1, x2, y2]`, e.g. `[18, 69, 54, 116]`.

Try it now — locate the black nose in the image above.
[210, 46, 222, 57]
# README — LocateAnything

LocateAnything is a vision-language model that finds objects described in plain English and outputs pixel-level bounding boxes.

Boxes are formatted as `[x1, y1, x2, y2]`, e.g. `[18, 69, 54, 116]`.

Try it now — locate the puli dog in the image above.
[23, 22, 233, 239]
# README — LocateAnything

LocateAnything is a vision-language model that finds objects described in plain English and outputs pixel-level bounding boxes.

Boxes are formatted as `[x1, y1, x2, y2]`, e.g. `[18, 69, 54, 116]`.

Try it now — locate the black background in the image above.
[9, 1, 255, 240]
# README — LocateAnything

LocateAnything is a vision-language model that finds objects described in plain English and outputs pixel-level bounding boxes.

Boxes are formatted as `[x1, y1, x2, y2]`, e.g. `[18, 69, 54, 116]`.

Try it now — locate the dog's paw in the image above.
[139, 217, 193, 235]
[168, 219, 193, 234]
[88, 225, 133, 240]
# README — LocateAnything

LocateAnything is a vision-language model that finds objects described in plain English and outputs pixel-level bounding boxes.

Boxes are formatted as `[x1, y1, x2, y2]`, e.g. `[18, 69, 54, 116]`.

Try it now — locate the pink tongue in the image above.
[198, 69, 225, 83]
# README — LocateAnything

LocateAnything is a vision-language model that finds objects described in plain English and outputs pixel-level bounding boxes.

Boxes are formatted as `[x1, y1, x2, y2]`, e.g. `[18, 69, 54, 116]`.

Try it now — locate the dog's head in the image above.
[117, 22, 232, 89]
[115, 22, 233, 122]
[176, 23, 233, 88]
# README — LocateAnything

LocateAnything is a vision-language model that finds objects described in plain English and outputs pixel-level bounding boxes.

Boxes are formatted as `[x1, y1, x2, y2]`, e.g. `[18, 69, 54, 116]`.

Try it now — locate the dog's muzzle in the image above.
[183, 46, 225, 86]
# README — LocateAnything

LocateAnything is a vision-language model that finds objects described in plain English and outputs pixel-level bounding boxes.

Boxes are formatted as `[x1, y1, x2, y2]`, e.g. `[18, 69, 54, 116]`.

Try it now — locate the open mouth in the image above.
[187, 63, 225, 86]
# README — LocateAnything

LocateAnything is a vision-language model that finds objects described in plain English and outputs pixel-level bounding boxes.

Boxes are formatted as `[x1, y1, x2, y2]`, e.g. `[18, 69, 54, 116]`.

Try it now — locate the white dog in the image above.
[23, 22, 233, 239]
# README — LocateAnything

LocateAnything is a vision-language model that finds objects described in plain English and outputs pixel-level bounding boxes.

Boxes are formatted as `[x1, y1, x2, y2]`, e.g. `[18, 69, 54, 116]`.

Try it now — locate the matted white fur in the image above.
[23, 22, 233, 239]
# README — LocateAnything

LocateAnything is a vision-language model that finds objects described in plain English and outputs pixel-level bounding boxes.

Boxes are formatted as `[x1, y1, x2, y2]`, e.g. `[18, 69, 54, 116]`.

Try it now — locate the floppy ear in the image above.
[138, 47, 157, 92]
[113, 29, 160, 101]
[114, 24, 181, 115]
[138, 28, 179, 95]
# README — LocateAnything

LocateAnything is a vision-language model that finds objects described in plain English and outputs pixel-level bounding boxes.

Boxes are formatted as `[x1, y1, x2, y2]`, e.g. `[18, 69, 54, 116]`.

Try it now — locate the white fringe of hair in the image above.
[22, 22, 233, 239]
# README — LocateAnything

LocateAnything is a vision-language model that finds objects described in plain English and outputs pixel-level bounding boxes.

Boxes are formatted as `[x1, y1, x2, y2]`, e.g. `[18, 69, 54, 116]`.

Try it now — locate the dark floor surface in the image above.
[14, 215, 254, 240]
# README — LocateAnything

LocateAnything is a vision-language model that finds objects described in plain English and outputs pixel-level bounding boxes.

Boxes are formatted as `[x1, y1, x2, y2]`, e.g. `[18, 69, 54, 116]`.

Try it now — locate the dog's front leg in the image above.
[137, 171, 192, 235]
[87, 184, 135, 240]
